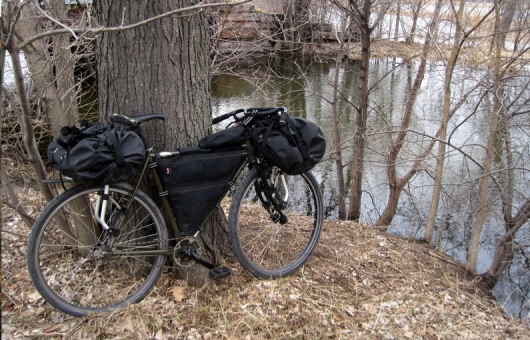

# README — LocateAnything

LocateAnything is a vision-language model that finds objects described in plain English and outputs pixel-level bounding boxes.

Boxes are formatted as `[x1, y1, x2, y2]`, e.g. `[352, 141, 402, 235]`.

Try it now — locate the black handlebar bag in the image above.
[156, 147, 246, 234]
[249, 111, 326, 175]
[47, 122, 146, 187]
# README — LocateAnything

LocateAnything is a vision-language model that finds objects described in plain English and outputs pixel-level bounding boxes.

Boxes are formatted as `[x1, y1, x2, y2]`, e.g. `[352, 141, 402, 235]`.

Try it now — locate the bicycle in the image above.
[27, 107, 324, 316]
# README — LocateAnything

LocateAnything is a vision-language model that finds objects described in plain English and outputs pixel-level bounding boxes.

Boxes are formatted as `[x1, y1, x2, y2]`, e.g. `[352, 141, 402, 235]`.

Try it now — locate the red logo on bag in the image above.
[166, 168, 172, 175]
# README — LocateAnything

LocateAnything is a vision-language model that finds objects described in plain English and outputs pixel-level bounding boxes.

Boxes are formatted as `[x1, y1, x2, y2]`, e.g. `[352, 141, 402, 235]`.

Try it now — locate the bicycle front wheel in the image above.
[228, 168, 323, 278]
[27, 183, 168, 316]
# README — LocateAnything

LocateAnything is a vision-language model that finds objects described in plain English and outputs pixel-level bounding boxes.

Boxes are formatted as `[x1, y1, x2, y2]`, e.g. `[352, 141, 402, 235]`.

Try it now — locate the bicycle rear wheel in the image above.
[228, 168, 323, 278]
[27, 183, 168, 316]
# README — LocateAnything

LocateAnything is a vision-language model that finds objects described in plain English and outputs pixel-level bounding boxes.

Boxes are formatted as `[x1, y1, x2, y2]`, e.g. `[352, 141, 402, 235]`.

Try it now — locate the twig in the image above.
[1, 200, 36, 226]
[31, 0, 78, 39]
[1, 229, 29, 239]
[427, 250, 457, 266]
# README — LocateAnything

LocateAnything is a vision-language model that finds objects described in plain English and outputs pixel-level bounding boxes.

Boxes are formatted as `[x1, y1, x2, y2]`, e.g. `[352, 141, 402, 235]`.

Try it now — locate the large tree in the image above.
[96, 0, 232, 286]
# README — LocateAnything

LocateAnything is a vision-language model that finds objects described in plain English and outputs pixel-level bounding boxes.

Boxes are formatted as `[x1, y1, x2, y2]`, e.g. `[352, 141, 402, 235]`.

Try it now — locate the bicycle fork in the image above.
[94, 185, 121, 237]
[256, 167, 290, 224]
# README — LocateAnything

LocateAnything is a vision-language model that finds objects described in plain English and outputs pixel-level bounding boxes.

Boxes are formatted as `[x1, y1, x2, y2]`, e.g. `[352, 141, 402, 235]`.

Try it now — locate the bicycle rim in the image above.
[229, 168, 323, 278]
[27, 184, 167, 316]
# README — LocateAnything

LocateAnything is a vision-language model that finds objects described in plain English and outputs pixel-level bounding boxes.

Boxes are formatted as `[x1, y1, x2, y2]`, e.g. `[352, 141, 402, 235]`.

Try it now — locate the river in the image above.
[211, 56, 530, 319]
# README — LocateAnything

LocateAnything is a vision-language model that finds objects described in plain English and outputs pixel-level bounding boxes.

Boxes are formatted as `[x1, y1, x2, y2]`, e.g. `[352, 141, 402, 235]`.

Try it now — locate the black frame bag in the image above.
[47, 121, 146, 187]
[250, 111, 326, 175]
[156, 147, 246, 234]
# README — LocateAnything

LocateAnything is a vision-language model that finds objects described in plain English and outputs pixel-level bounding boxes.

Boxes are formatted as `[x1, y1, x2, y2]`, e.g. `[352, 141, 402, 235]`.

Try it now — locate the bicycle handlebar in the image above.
[212, 109, 245, 124]
[212, 107, 286, 125]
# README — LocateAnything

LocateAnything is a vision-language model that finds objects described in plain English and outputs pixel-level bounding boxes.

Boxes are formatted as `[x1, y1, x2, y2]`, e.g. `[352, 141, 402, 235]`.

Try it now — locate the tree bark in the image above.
[96, 1, 211, 146]
[96, 0, 229, 286]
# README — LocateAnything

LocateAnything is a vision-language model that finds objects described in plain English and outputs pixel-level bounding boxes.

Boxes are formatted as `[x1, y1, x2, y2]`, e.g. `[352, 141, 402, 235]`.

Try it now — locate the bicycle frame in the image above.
[94, 138, 289, 257]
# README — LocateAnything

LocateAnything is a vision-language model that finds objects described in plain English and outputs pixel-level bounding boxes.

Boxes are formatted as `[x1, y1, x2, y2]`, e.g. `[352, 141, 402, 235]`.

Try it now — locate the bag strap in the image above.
[103, 127, 126, 167]
[281, 114, 309, 160]
[289, 123, 309, 159]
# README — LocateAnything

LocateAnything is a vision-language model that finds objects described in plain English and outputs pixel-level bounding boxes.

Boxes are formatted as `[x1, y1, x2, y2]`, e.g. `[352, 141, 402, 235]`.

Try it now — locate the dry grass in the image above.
[2, 187, 529, 339]
[311, 39, 530, 71]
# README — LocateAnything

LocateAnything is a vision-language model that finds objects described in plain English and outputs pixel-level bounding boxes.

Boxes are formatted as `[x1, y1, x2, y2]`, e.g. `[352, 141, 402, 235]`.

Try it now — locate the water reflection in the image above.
[211, 56, 530, 319]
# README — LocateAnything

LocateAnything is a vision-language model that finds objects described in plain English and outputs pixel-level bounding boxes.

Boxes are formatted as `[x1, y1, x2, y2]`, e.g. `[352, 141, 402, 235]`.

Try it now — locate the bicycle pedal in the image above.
[209, 266, 231, 280]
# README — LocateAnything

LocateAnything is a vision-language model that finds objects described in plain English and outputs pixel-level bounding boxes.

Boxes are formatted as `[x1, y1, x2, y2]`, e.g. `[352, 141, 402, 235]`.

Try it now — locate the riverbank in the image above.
[310, 39, 428, 61]
[2, 184, 528, 338]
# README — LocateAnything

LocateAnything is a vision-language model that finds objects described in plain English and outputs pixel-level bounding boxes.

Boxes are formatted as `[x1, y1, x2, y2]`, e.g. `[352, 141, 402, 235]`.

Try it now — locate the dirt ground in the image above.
[2, 185, 529, 339]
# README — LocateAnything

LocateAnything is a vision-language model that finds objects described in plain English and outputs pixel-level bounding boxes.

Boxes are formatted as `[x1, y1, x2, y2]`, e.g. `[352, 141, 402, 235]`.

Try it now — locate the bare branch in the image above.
[18, 0, 252, 49]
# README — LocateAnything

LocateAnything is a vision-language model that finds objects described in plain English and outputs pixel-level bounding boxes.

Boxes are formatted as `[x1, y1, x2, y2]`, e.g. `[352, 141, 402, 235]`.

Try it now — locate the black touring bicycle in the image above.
[27, 107, 326, 316]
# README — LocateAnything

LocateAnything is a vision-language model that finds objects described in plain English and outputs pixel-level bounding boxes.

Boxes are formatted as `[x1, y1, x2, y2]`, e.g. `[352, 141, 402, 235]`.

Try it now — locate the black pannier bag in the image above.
[156, 147, 246, 234]
[249, 110, 326, 175]
[47, 121, 146, 187]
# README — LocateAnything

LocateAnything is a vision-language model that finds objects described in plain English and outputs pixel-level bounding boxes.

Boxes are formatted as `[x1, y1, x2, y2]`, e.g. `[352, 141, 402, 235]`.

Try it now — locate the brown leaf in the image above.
[44, 324, 61, 333]
[170, 286, 186, 302]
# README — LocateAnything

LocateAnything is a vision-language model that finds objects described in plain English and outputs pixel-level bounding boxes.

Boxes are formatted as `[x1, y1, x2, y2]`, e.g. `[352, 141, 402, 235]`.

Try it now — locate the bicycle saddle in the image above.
[111, 113, 165, 127]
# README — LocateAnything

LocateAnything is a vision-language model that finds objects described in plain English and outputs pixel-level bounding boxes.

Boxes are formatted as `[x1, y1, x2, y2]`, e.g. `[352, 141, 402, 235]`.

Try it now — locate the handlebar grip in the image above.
[212, 109, 246, 124]
[212, 115, 227, 125]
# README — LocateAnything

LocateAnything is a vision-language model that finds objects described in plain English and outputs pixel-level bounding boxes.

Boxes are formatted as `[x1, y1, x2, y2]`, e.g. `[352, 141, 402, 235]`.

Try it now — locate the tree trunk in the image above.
[281, 0, 310, 53]
[467, 0, 502, 274]
[499, 0, 518, 50]
[406, 0, 422, 45]
[48, 0, 79, 128]
[347, 0, 371, 221]
[14, 2, 74, 137]
[424, 0, 465, 244]
[331, 43, 347, 220]
[394, 0, 402, 41]
[5, 42, 54, 204]
[376, 0, 442, 227]
[483, 199, 530, 287]
[96, 0, 229, 286]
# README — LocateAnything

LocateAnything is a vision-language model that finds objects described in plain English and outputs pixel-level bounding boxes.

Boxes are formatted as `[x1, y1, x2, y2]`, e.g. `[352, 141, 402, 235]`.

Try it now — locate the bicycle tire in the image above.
[228, 168, 323, 278]
[27, 183, 168, 316]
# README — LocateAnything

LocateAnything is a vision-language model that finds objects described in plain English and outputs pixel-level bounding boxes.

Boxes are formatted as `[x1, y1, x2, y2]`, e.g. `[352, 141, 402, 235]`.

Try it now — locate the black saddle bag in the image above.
[156, 147, 246, 233]
[47, 121, 146, 187]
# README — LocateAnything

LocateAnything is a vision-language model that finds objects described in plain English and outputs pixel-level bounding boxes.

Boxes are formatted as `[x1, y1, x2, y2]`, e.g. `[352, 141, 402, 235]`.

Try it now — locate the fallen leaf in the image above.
[119, 317, 135, 333]
[27, 291, 42, 303]
[170, 286, 186, 302]
[45, 324, 61, 333]
[344, 306, 356, 316]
